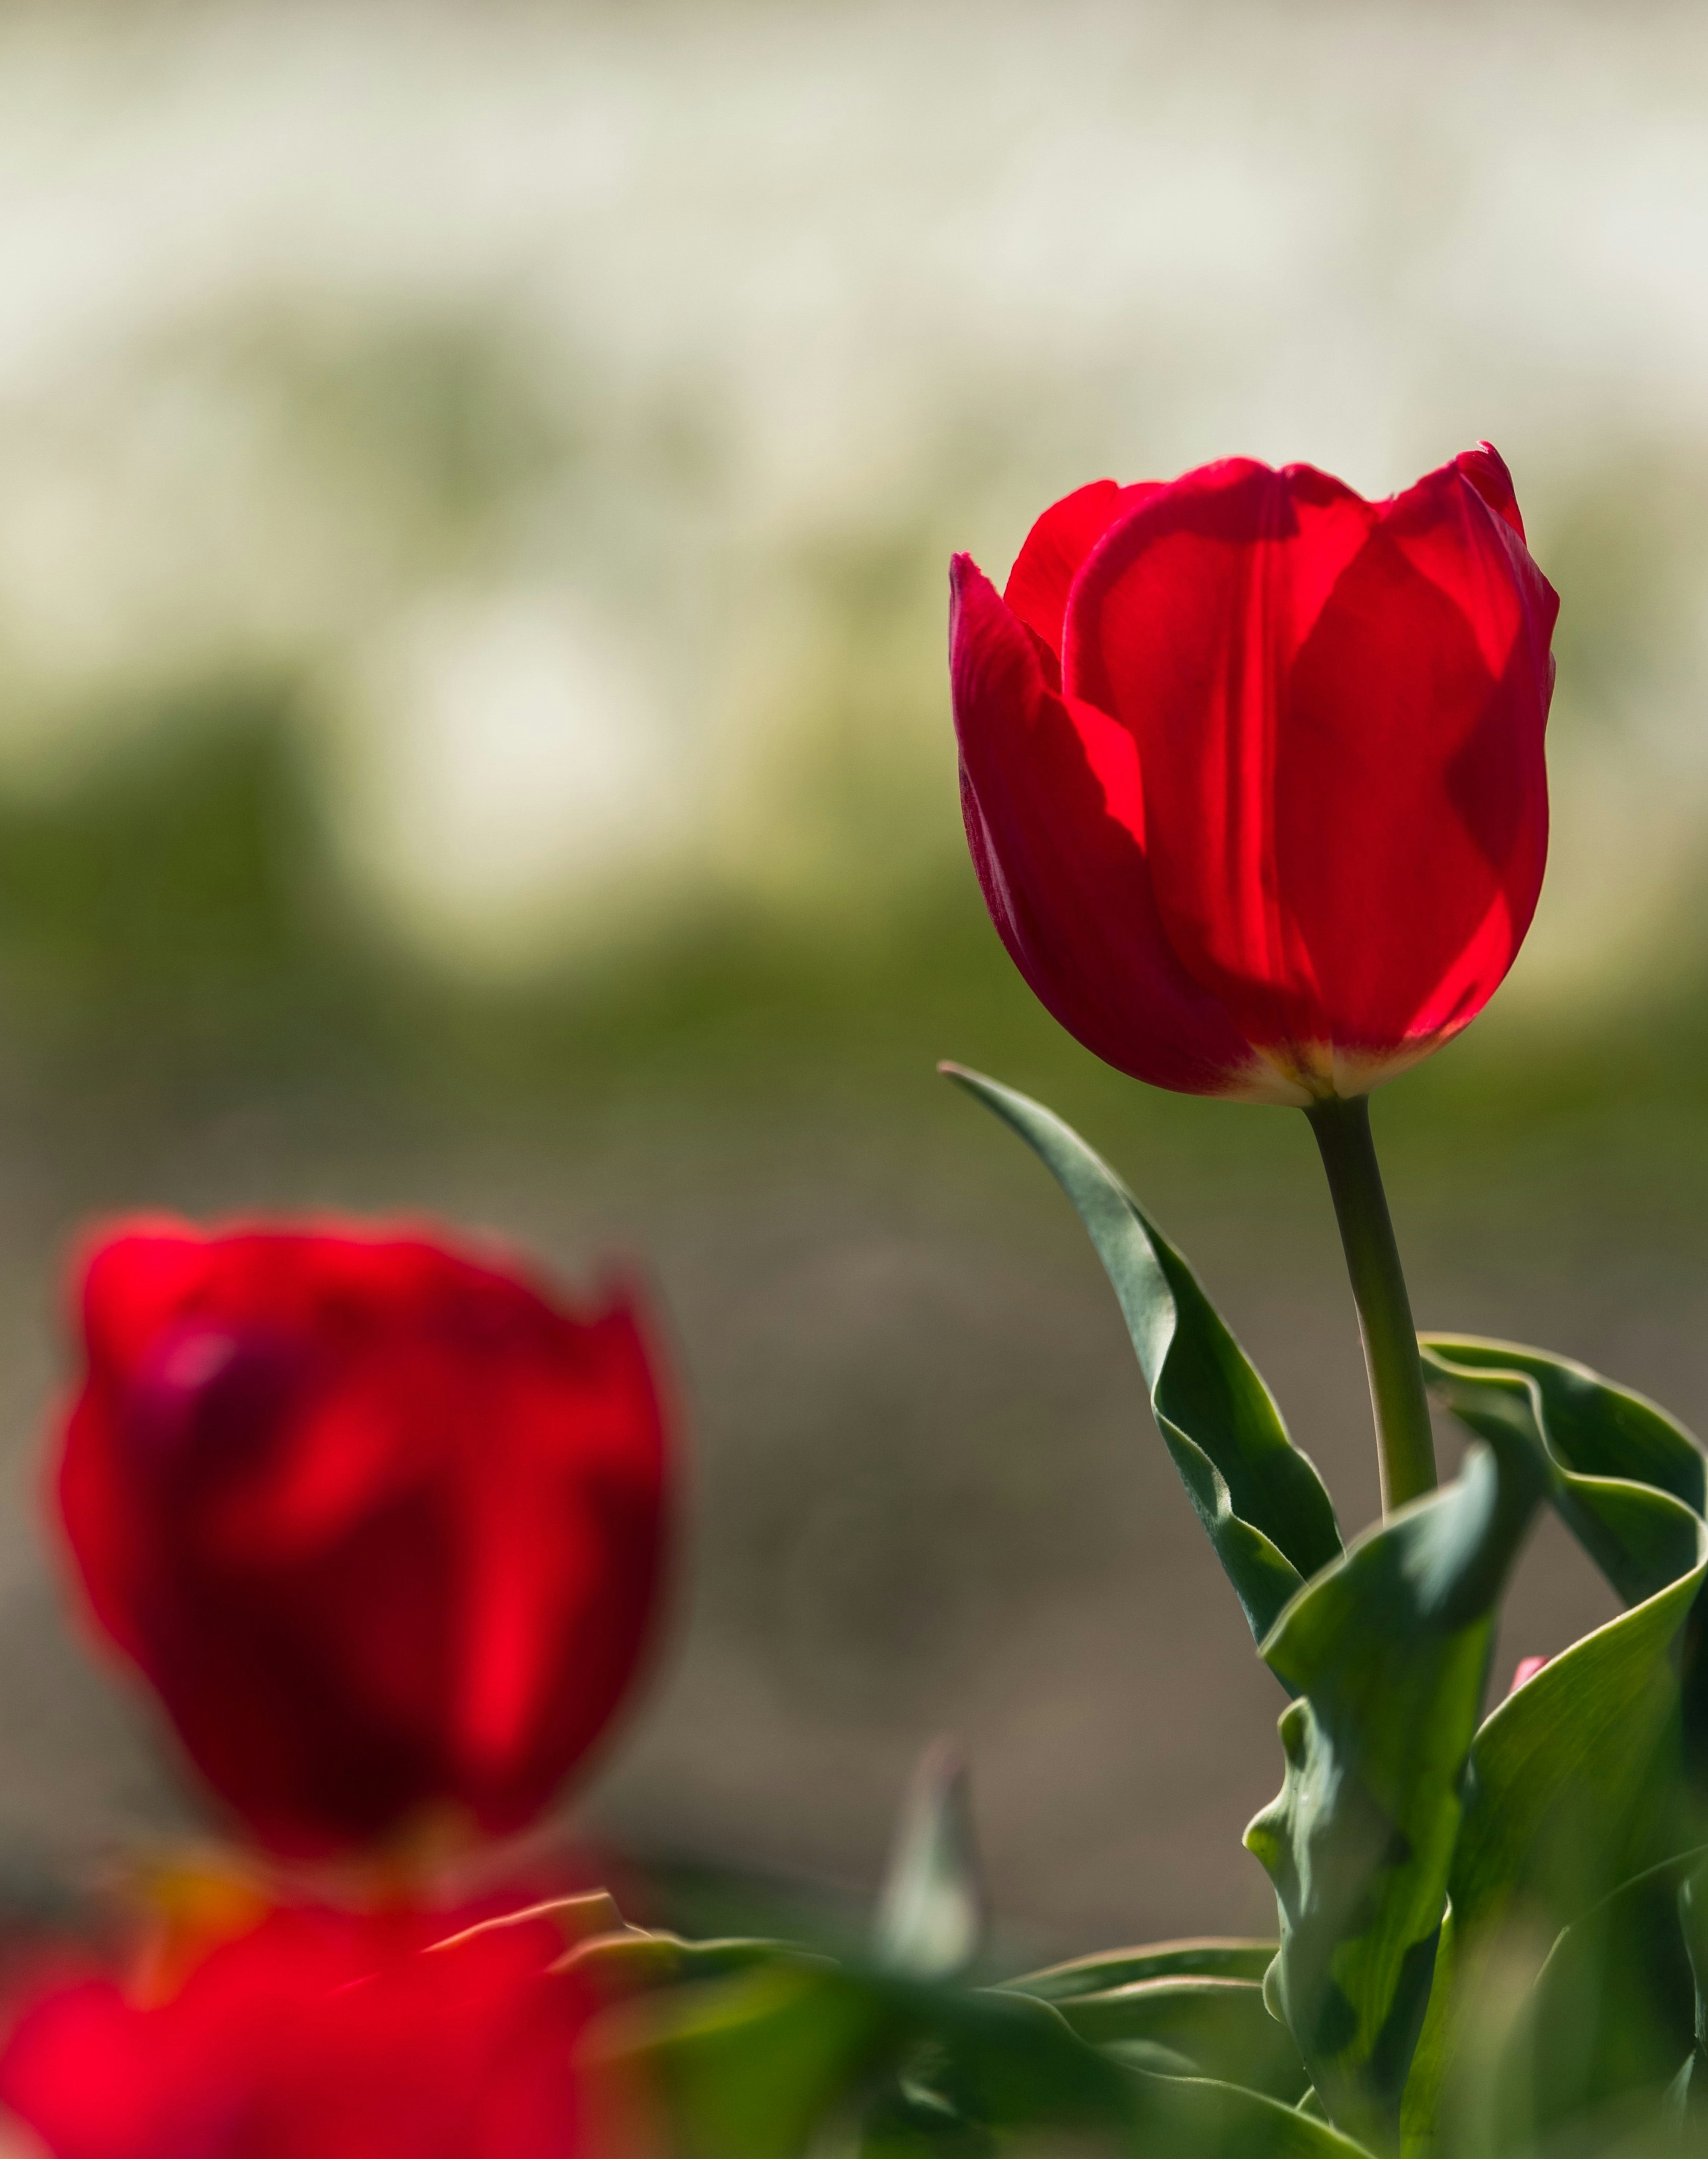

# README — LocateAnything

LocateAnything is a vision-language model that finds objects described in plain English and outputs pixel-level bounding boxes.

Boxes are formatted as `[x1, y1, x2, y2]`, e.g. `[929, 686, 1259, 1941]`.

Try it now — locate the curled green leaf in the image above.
[1418, 1335, 1708, 1936]
[944, 1064, 1341, 1646]
[1421, 1335, 1705, 1607]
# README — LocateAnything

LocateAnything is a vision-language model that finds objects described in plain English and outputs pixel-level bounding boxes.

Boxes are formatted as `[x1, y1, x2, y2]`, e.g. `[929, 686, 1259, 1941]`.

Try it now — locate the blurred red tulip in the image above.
[951, 445, 1559, 1103]
[0, 1901, 643, 2159]
[53, 1219, 672, 1857]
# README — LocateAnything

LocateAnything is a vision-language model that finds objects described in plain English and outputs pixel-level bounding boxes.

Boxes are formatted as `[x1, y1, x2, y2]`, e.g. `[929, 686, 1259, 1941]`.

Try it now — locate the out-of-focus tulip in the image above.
[54, 1219, 672, 1857]
[0, 1901, 642, 2159]
[951, 445, 1559, 1103]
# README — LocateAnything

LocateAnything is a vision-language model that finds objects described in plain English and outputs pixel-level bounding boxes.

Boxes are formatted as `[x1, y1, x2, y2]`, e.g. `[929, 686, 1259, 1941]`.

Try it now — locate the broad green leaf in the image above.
[1421, 1336, 1706, 1606]
[926, 1986, 1369, 2156]
[874, 1739, 983, 1982]
[933, 1986, 1371, 2159]
[910, 1983, 1150, 2140]
[1146, 2075, 1381, 2159]
[1399, 1912, 1562, 2159]
[1415, 1340, 1708, 1941]
[1413, 1854, 1706, 2154]
[1448, 1552, 1708, 1940]
[1007, 1937, 1279, 2002]
[1399, 1554, 1708, 2151]
[1395, 1344, 1708, 2150]
[1245, 1430, 1547, 2149]
[1054, 1974, 1310, 2101]
[1671, 1855, 1708, 2114]
[623, 1959, 899, 2159]
[1517, 1856, 1700, 2138]
[1396, 1905, 1462, 2156]
[945, 1065, 1341, 1645]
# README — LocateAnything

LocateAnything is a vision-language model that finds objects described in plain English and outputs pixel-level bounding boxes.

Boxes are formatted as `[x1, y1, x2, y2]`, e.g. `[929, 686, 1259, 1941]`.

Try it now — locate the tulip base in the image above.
[1305, 1095, 1438, 1512]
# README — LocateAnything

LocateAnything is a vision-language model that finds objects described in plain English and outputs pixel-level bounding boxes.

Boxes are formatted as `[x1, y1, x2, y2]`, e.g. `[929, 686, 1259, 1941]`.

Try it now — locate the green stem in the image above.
[1305, 1095, 1437, 1513]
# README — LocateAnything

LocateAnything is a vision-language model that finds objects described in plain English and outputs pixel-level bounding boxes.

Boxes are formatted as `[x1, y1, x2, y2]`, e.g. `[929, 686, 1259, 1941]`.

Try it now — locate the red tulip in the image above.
[0, 1901, 645, 2159]
[53, 1219, 672, 1857]
[951, 445, 1559, 1102]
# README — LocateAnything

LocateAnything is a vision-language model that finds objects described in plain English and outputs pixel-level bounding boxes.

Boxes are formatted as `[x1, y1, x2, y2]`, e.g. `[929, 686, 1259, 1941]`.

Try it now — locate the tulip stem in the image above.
[1305, 1095, 1437, 1514]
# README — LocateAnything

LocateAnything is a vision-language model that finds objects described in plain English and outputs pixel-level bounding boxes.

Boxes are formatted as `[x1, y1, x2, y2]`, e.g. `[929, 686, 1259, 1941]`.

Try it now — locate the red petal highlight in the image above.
[1454, 440, 1527, 541]
[951, 554, 1261, 1097]
[1062, 461, 1377, 1063]
[951, 447, 1556, 1099]
[1003, 479, 1159, 682]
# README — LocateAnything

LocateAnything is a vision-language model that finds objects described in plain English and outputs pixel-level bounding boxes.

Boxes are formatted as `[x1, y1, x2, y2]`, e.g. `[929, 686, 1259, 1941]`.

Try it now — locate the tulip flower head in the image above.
[53, 1219, 673, 1858]
[0, 1901, 639, 2159]
[951, 446, 1559, 1103]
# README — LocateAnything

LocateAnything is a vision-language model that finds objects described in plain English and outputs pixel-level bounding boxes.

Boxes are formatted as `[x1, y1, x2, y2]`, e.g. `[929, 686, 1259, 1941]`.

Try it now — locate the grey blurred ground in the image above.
[0, 882, 1680, 1962]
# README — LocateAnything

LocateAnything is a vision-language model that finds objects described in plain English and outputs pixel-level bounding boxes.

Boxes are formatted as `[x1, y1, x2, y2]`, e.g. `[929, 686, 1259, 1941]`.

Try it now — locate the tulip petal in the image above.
[1277, 464, 1554, 1063]
[1060, 455, 1556, 1089]
[1454, 441, 1527, 542]
[1003, 479, 1159, 681]
[951, 555, 1281, 1100]
[1062, 463, 1375, 1080]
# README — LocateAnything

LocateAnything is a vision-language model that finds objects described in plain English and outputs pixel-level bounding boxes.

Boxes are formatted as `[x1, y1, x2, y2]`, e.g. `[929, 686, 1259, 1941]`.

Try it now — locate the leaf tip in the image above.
[874, 1735, 984, 1983]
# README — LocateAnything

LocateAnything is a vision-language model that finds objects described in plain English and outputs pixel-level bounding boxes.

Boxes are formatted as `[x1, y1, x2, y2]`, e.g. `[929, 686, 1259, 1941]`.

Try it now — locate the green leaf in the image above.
[1416, 1339, 1708, 1941]
[1412, 1853, 1705, 2155]
[934, 1986, 1373, 2159]
[1146, 2075, 1382, 2159]
[1392, 1338, 1708, 2149]
[1420, 1335, 1706, 1606]
[944, 1065, 1341, 1645]
[1518, 1856, 1700, 2136]
[911, 1983, 1149, 2139]
[1006, 1937, 1279, 2002]
[1450, 1557, 1708, 1940]
[1404, 1607, 1708, 2151]
[643, 1962, 1158, 2156]
[1053, 1974, 1310, 2101]
[612, 1933, 1374, 2159]
[564, 1929, 793, 1988]
[625, 1959, 900, 2159]
[1245, 1430, 1547, 2150]
[1672, 1855, 1708, 2114]
[874, 1739, 983, 1982]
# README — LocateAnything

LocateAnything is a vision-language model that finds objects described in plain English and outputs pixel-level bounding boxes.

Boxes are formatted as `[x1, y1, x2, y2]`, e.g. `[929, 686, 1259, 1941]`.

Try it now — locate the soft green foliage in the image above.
[936, 1084, 1708, 2159]
[1050, 1974, 1310, 2099]
[616, 1939, 1376, 2159]
[628, 1089, 1708, 2159]
[943, 1065, 1343, 1645]
[1396, 1338, 1708, 2148]
[1672, 1856, 1708, 2111]
[1006, 1941, 1305, 2096]
[1420, 1337, 1704, 1608]
[1519, 1858, 1701, 2135]
[1245, 1432, 1547, 2149]
[1417, 1344, 1708, 1941]
[629, 1959, 899, 2159]
[1005, 1942, 1308, 2098]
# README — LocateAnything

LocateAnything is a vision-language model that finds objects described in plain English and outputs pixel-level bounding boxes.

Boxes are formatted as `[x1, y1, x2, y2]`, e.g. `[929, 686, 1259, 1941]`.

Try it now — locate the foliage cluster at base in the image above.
[604, 1073, 1708, 2159]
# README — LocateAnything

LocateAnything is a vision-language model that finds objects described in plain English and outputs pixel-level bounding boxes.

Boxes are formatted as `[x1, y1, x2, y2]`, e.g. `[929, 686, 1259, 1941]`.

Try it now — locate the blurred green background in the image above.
[0, 0, 1701, 1963]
